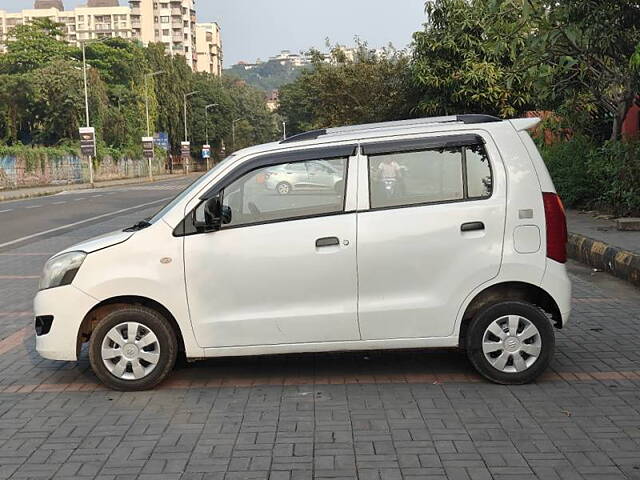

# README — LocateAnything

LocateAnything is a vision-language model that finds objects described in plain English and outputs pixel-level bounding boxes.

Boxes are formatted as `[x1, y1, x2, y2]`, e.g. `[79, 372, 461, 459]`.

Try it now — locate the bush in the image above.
[540, 137, 640, 216]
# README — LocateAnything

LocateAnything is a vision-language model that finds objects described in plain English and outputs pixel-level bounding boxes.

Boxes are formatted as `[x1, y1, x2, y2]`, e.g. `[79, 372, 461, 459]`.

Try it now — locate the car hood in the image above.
[58, 229, 135, 255]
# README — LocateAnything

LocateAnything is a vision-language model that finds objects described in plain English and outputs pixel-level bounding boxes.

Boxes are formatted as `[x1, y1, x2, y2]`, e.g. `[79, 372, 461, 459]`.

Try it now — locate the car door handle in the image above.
[461, 222, 485, 232]
[316, 236, 340, 247]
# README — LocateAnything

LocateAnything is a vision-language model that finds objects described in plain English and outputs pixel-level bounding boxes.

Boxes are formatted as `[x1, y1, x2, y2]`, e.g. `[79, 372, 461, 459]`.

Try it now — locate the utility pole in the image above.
[81, 41, 94, 188]
[183, 91, 198, 175]
[282, 121, 287, 140]
[144, 71, 164, 182]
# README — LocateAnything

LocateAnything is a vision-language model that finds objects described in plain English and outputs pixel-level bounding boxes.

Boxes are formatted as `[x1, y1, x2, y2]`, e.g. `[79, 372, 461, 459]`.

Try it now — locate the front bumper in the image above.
[34, 285, 97, 361]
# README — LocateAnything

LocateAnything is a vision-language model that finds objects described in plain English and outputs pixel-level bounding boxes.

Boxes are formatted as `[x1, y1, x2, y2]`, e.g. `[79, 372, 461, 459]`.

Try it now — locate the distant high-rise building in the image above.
[34, 0, 64, 10]
[87, 0, 120, 7]
[129, 0, 198, 70]
[195, 22, 222, 76]
[0, 0, 222, 74]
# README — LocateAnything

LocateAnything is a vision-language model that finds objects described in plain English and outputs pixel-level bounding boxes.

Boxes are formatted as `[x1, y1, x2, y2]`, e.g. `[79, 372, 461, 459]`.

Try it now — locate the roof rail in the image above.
[456, 114, 501, 124]
[279, 115, 502, 144]
[280, 129, 327, 144]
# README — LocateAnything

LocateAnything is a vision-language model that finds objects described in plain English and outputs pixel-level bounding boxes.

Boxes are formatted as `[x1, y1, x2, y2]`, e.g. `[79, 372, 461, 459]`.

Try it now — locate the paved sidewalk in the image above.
[567, 210, 640, 255]
[0, 172, 199, 203]
[567, 210, 640, 287]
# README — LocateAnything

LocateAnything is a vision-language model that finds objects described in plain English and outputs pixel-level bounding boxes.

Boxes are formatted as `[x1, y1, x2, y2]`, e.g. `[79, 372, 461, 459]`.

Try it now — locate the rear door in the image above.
[356, 132, 506, 339]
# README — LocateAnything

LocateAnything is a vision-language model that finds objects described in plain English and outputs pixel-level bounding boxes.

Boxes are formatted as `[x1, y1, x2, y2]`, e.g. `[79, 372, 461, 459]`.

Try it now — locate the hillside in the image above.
[224, 61, 308, 91]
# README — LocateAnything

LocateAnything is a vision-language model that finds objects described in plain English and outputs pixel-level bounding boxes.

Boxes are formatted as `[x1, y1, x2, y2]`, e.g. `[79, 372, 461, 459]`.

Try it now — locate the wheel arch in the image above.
[77, 295, 185, 358]
[458, 281, 562, 346]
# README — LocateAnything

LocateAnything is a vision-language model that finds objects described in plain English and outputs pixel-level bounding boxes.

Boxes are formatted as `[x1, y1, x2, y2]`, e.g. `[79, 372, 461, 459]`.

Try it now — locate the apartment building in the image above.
[130, 0, 197, 70]
[0, 1, 133, 52]
[195, 22, 222, 76]
[0, 0, 222, 74]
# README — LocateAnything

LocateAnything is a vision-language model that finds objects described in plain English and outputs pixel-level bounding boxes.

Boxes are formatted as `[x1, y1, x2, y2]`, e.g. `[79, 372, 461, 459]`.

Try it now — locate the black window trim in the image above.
[364, 137, 493, 212]
[361, 133, 485, 157]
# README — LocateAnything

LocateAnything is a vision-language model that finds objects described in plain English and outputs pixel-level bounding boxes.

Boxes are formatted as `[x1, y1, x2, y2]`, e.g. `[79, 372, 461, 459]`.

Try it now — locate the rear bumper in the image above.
[541, 259, 572, 326]
[34, 285, 97, 361]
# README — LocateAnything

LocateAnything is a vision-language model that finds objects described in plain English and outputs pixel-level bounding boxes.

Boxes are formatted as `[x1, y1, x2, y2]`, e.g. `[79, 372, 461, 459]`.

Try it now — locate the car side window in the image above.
[368, 142, 492, 209]
[220, 157, 348, 228]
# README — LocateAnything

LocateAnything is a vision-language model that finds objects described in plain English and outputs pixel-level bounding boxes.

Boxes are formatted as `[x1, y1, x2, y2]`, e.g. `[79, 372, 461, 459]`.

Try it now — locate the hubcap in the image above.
[101, 322, 160, 381]
[482, 315, 542, 373]
[278, 184, 289, 194]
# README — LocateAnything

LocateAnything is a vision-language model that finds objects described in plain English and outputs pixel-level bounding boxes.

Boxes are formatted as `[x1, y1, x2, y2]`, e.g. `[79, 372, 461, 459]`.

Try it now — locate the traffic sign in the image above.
[181, 141, 191, 159]
[79, 127, 96, 157]
[142, 137, 154, 159]
[202, 144, 211, 159]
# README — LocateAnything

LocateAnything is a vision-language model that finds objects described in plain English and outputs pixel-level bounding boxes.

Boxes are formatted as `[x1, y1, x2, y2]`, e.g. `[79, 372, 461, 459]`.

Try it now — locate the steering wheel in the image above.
[247, 201, 261, 216]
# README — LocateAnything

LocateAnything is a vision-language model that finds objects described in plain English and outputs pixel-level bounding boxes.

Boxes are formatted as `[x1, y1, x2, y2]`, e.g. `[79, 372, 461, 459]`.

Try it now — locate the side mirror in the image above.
[194, 196, 224, 232]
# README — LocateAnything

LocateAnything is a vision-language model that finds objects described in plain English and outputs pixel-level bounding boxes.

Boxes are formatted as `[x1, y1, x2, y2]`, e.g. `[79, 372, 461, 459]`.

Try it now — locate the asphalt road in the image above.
[0, 176, 198, 249]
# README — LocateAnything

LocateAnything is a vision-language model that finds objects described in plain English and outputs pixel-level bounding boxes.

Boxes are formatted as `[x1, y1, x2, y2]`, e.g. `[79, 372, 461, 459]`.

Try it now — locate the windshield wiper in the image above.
[124, 220, 152, 232]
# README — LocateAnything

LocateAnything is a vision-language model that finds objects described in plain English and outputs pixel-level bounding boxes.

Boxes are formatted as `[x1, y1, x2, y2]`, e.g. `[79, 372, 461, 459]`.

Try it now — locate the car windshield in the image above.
[148, 154, 237, 224]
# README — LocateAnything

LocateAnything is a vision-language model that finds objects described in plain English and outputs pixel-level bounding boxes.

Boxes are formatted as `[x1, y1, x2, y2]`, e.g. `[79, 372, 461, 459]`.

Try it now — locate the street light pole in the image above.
[144, 71, 164, 182]
[183, 91, 198, 174]
[81, 41, 94, 187]
[183, 91, 198, 142]
[204, 103, 218, 170]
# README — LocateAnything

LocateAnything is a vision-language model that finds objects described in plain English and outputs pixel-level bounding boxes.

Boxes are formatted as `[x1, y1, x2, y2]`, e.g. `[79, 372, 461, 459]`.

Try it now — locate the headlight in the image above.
[39, 251, 86, 291]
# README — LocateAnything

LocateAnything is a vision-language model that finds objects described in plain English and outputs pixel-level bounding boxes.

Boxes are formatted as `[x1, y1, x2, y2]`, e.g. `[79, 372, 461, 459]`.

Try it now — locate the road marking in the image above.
[52, 201, 66, 205]
[92, 195, 103, 198]
[0, 197, 170, 250]
[0, 209, 12, 213]
[74, 198, 84, 201]
[25, 205, 42, 209]
[0, 253, 53, 256]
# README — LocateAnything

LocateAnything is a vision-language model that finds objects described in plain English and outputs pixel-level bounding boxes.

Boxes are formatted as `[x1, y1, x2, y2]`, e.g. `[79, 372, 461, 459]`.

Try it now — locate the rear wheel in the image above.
[88, 306, 177, 391]
[465, 301, 554, 384]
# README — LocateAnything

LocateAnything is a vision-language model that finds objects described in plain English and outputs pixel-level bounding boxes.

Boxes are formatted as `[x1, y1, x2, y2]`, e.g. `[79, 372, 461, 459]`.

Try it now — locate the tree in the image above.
[278, 43, 416, 135]
[526, 0, 640, 140]
[411, 0, 540, 119]
[0, 18, 71, 74]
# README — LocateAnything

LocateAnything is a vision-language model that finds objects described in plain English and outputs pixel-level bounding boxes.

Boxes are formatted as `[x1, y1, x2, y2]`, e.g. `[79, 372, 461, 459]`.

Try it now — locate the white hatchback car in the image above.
[34, 115, 571, 391]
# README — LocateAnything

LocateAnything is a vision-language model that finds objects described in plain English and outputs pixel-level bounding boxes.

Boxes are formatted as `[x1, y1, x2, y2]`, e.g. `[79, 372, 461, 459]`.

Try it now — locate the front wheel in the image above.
[465, 301, 555, 385]
[88, 306, 177, 391]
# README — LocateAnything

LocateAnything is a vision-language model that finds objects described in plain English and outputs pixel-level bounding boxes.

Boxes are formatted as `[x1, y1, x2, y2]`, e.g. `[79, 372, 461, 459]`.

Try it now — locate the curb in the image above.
[0, 174, 193, 203]
[568, 232, 640, 287]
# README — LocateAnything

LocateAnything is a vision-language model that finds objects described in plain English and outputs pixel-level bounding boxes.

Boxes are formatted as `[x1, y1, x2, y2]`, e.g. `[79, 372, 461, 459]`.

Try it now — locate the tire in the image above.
[465, 301, 555, 385]
[88, 305, 177, 391]
[276, 182, 291, 195]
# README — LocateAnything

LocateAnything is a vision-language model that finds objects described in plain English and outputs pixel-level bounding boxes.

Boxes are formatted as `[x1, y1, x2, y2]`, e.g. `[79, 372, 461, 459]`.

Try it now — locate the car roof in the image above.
[232, 115, 509, 160]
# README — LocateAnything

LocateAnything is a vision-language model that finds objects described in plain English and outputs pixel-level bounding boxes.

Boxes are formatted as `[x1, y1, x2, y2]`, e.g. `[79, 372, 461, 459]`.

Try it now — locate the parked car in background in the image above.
[34, 114, 571, 391]
[262, 160, 344, 195]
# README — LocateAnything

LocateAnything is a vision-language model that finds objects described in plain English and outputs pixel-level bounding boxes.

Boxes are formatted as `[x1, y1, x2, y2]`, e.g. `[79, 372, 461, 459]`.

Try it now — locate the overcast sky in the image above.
[3, 0, 427, 66]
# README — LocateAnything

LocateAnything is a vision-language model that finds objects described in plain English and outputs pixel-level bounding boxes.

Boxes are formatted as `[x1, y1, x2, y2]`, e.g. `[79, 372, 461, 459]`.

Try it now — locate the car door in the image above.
[183, 147, 360, 348]
[356, 133, 506, 339]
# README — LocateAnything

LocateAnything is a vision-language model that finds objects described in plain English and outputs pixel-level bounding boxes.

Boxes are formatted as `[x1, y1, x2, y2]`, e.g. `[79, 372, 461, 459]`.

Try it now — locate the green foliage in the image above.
[0, 20, 277, 158]
[0, 18, 71, 74]
[225, 61, 307, 92]
[541, 138, 640, 216]
[411, 0, 540, 118]
[278, 42, 416, 135]
[527, 0, 640, 140]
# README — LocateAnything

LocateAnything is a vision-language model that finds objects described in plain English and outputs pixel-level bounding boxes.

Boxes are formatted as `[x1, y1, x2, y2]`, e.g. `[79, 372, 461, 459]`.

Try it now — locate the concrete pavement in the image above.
[0, 187, 638, 478]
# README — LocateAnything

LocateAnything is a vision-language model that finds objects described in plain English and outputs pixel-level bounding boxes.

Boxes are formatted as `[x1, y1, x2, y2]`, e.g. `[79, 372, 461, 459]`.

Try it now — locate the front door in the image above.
[357, 134, 506, 339]
[184, 154, 360, 348]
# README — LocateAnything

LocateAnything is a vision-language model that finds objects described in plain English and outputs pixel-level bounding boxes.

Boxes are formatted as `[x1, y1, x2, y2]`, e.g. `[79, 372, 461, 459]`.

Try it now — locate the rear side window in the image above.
[368, 143, 492, 209]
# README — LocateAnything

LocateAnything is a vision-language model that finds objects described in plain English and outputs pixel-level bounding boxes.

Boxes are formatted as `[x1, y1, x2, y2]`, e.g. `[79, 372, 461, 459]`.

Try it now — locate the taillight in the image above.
[542, 192, 567, 263]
